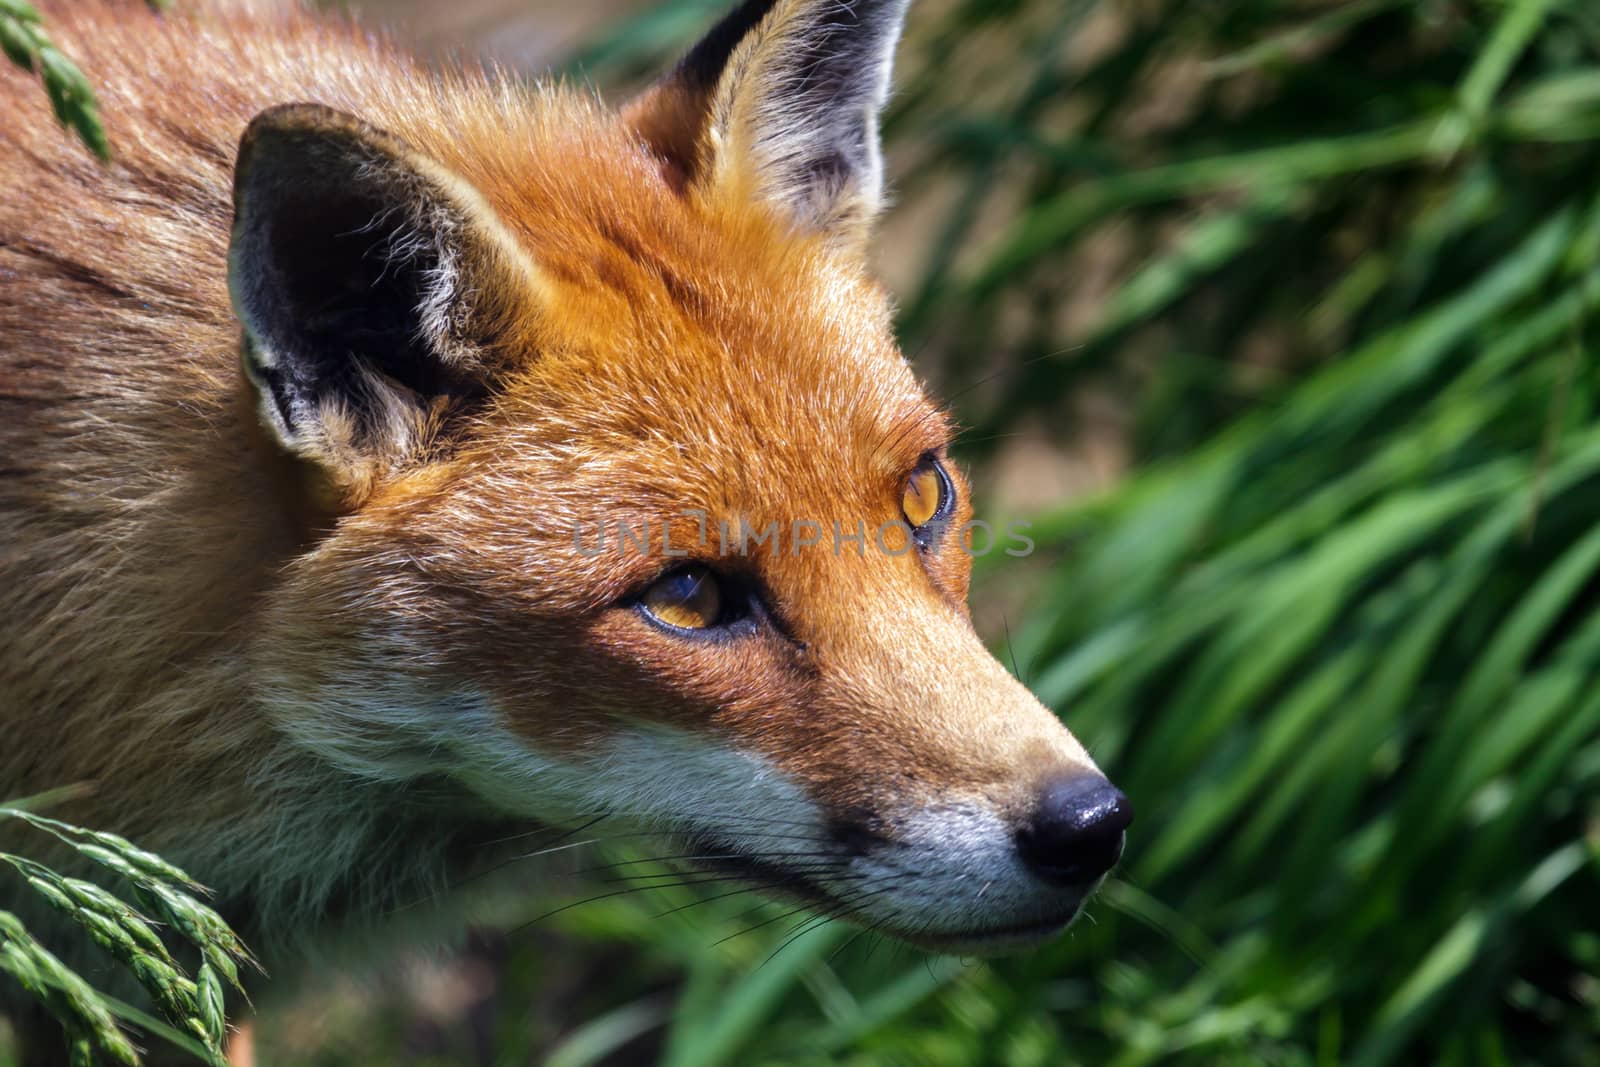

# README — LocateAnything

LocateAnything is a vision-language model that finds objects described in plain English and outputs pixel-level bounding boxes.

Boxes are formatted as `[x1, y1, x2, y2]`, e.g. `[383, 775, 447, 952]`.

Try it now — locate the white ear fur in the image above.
[229, 103, 533, 506]
[626, 0, 912, 248]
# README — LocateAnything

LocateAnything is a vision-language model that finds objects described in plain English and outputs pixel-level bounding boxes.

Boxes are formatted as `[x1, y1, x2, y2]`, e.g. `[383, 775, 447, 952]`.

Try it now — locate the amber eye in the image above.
[902, 457, 950, 530]
[640, 564, 725, 631]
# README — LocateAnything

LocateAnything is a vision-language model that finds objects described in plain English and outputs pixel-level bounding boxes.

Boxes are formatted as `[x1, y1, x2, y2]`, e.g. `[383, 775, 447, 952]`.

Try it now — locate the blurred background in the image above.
[16, 0, 1600, 1063]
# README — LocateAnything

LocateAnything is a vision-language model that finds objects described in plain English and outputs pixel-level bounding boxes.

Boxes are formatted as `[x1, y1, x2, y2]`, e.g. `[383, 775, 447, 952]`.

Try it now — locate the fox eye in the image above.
[902, 457, 952, 530]
[640, 565, 726, 632]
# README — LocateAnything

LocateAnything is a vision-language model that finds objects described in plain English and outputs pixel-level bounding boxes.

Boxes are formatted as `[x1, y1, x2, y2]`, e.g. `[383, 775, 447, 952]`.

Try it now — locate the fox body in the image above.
[0, 0, 1128, 1030]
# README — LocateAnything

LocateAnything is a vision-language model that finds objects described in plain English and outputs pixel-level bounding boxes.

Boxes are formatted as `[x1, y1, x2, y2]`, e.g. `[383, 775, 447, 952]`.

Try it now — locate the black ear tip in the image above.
[675, 0, 913, 92]
[241, 102, 362, 153]
[676, 0, 783, 90]
[236, 104, 411, 189]
[247, 101, 352, 130]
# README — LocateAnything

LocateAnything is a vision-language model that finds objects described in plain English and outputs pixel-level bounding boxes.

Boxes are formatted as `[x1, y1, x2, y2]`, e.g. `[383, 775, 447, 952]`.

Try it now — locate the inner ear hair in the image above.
[624, 0, 912, 249]
[229, 104, 534, 509]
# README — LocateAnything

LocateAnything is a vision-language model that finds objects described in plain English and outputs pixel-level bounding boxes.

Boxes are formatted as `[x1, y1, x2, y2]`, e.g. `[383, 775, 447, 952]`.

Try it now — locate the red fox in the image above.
[1, 0, 1129, 1052]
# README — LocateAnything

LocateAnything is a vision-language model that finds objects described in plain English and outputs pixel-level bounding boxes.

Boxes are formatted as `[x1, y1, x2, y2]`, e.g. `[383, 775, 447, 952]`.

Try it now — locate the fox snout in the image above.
[785, 765, 1131, 952]
[1015, 774, 1133, 888]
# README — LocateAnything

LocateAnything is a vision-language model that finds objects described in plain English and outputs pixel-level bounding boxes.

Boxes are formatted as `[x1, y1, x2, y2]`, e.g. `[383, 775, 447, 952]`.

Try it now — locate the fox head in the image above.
[229, 0, 1129, 951]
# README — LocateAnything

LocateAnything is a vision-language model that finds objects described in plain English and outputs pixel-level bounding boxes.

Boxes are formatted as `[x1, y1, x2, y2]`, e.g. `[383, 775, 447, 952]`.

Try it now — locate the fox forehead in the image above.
[490, 280, 945, 512]
[429, 295, 953, 616]
[394, 120, 951, 538]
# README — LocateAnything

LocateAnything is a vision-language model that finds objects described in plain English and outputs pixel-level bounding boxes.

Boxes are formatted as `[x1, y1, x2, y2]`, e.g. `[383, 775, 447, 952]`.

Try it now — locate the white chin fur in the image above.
[816, 800, 1091, 946]
[272, 685, 1083, 946]
[457, 726, 1088, 947]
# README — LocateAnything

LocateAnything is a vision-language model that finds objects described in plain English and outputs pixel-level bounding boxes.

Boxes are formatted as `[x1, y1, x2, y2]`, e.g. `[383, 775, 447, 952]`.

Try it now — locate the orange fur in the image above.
[1, 3, 1115, 1056]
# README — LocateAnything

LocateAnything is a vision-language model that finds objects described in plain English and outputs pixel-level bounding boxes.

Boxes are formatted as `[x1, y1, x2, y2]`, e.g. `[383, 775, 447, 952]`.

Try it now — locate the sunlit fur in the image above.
[0, 0, 1103, 1004]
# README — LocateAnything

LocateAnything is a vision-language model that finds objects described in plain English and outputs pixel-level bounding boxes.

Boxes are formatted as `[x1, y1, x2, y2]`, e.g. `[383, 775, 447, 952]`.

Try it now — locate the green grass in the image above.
[0, 801, 253, 1067]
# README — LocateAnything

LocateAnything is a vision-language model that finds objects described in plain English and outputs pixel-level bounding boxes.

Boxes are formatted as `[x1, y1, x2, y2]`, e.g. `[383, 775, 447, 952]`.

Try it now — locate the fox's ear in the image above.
[229, 103, 535, 509]
[624, 0, 910, 250]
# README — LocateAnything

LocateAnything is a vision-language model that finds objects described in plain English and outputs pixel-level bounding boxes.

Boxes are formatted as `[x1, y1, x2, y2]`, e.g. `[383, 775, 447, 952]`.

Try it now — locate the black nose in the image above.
[1015, 775, 1132, 887]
